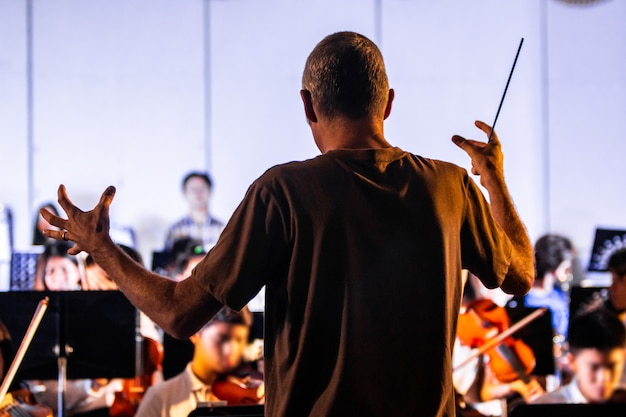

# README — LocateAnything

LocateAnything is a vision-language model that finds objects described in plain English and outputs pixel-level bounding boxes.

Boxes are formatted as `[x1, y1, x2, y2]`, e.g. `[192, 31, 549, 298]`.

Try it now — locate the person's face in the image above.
[609, 266, 626, 311]
[174, 255, 205, 282]
[554, 258, 573, 285]
[44, 256, 81, 290]
[192, 322, 249, 374]
[184, 177, 211, 211]
[569, 348, 625, 403]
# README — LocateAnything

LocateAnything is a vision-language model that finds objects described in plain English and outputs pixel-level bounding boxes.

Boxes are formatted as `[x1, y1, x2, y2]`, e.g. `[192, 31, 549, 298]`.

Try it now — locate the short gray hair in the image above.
[302, 31, 389, 120]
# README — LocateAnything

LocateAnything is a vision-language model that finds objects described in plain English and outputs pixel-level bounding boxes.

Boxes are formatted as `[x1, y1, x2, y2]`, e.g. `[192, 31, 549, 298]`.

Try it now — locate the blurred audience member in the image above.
[164, 172, 223, 251]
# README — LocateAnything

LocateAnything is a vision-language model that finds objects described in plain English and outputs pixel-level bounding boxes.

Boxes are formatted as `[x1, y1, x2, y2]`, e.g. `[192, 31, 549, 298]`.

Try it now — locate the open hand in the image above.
[451, 120, 505, 190]
[40, 185, 116, 256]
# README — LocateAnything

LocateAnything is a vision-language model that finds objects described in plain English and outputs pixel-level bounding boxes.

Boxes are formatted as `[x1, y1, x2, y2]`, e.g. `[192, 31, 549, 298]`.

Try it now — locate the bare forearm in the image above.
[91, 238, 222, 338]
[485, 178, 534, 294]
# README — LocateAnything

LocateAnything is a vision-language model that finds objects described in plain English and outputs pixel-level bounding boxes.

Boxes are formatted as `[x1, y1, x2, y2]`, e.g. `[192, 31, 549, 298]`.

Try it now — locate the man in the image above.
[135, 307, 260, 417]
[42, 31, 533, 416]
[532, 309, 626, 404]
[164, 172, 223, 251]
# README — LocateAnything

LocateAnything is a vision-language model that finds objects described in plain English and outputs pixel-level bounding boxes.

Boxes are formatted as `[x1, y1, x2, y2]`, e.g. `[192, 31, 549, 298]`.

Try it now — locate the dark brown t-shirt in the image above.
[193, 147, 512, 417]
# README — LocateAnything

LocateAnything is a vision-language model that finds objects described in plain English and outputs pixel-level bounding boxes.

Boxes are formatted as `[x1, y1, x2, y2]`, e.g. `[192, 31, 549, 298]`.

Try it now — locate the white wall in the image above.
[547, 0, 626, 279]
[1, 0, 625, 285]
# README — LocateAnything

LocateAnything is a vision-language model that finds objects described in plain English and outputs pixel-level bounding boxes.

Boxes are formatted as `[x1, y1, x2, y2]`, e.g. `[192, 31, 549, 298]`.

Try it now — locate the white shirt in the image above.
[532, 377, 588, 404]
[135, 363, 223, 417]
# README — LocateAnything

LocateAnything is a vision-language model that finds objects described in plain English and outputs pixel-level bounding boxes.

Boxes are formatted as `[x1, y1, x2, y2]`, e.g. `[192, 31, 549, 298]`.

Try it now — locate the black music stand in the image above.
[505, 304, 556, 376]
[569, 286, 610, 322]
[0, 291, 136, 417]
[189, 404, 264, 417]
[588, 228, 626, 272]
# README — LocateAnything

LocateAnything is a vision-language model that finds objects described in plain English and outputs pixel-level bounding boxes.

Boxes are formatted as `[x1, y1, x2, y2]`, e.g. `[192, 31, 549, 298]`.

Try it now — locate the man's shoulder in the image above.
[256, 151, 467, 181]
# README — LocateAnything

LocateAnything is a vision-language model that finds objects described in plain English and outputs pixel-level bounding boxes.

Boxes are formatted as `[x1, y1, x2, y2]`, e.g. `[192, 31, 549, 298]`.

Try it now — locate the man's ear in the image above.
[300, 89, 317, 123]
[383, 88, 394, 120]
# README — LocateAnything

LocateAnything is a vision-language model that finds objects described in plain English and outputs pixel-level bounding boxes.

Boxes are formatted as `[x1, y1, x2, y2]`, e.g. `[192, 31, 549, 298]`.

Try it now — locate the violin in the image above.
[109, 337, 163, 417]
[212, 365, 264, 405]
[457, 299, 537, 384]
[0, 386, 51, 417]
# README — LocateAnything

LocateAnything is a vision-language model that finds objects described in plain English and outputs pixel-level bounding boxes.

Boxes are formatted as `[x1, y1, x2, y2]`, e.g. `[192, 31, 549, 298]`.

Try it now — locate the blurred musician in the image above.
[135, 307, 262, 417]
[607, 248, 626, 320]
[29, 245, 161, 417]
[1, 320, 52, 417]
[606, 248, 626, 393]
[32, 242, 82, 291]
[532, 309, 626, 404]
[518, 235, 573, 339]
[454, 272, 544, 416]
[82, 246, 163, 417]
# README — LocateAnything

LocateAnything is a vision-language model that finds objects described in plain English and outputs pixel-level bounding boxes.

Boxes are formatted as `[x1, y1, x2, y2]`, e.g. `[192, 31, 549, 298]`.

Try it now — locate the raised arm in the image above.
[452, 120, 534, 295]
[40, 185, 223, 339]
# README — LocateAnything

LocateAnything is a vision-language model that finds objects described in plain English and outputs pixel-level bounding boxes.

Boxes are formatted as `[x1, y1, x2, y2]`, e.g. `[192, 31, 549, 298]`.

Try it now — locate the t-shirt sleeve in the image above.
[191, 178, 289, 311]
[459, 172, 513, 289]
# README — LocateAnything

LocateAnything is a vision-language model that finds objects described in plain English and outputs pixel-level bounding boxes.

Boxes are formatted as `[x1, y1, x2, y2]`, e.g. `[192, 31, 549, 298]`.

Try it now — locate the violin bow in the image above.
[453, 307, 547, 372]
[488, 38, 524, 142]
[0, 297, 49, 403]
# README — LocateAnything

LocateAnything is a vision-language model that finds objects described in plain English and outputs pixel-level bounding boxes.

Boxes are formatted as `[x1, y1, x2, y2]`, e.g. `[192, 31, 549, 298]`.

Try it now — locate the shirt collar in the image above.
[567, 377, 591, 403]
[185, 362, 211, 393]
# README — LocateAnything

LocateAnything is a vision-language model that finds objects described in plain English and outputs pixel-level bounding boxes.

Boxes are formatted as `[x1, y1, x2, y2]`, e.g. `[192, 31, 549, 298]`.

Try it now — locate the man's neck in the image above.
[313, 116, 391, 153]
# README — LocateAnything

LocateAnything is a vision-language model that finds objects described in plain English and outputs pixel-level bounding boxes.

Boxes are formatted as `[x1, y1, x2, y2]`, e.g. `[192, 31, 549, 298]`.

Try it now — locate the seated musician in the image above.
[32, 241, 83, 291]
[135, 306, 263, 417]
[1, 320, 52, 417]
[606, 248, 626, 392]
[83, 245, 162, 343]
[606, 248, 626, 321]
[29, 245, 161, 417]
[454, 272, 544, 417]
[532, 308, 626, 404]
[161, 239, 206, 380]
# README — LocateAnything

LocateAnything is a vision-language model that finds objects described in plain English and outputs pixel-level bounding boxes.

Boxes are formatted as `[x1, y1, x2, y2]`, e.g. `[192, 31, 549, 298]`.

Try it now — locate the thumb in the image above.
[451, 135, 466, 147]
[452, 135, 474, 154]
